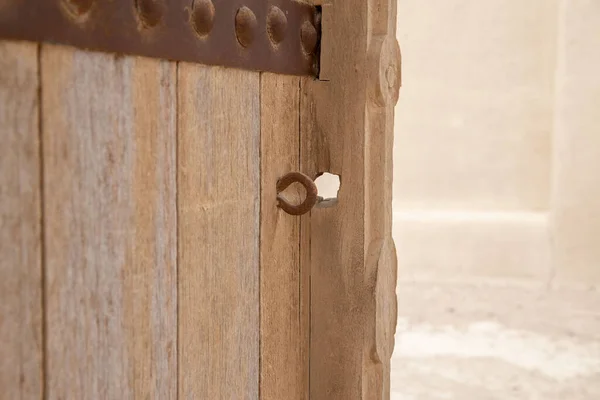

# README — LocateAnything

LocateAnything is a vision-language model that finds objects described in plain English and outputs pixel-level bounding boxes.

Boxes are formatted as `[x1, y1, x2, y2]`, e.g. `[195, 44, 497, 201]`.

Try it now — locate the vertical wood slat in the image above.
[0, 40, 43, 400]
[259, 73, 308, 400]
[301, 2, 369, 391]
[301, 73, 366, 400]
[177, 65, 260, 399]
[42, 44, 177, 399]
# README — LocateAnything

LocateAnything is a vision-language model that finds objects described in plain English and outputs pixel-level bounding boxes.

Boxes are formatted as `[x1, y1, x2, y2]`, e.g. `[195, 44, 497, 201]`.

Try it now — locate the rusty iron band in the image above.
[0, 0, 321, 76]
[276, 172, 318, 216]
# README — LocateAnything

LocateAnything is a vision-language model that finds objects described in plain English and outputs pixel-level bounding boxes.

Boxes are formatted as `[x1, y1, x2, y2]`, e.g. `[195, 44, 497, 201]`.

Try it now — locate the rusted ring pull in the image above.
[276, 172, 318, 216]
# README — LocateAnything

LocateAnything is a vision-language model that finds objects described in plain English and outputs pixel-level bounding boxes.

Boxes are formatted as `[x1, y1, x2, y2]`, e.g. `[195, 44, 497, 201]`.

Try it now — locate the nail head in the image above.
[191, 0, 215, 37]
[136, 0, 164, 28]
[235, 6, 257, 48]
[267, 6, 287, 45]
[300, 20, 317, 55]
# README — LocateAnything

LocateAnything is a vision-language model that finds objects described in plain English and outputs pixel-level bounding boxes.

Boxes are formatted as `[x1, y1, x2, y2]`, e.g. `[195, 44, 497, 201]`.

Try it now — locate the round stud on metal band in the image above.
[300, 20, 317, 55]
[136, 0, 164, 28]
[191, 0, 215, 37]
[267, 6, 287, 46]
[235, 6, 257, 48]
[276, 172, 318, 216]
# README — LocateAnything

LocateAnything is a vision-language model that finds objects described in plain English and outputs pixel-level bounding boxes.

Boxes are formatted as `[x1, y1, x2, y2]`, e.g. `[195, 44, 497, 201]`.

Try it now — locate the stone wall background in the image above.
[394, 0, 600, 285]
[391, 2, 600, 398]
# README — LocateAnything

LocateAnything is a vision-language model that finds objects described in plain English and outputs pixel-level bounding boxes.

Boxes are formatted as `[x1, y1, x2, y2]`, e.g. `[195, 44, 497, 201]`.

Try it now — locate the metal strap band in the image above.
[0, 0, 320, 76]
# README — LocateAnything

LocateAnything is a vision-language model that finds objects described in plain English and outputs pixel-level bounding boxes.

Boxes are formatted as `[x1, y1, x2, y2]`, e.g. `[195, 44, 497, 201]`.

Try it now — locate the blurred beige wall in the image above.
[393, 0, 600, 284]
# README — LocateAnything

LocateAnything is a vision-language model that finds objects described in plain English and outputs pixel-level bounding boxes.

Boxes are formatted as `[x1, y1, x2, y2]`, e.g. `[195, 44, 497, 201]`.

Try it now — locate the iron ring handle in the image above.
[276, 172, 318, 216]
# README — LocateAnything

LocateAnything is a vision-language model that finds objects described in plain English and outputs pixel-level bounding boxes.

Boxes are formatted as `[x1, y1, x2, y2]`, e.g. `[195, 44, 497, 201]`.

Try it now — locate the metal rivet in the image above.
[235, 6, 257, 48]
[136, 0, 164, 28]
[191, 0, 215, 37]
[300, 20, 317, 55]
[62, 0, 94, 17]
[266, 6, 287, 45]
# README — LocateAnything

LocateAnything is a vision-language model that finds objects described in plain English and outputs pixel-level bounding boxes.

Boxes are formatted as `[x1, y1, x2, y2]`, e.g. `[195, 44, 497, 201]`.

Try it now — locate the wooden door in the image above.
[0, 0, 400, 399]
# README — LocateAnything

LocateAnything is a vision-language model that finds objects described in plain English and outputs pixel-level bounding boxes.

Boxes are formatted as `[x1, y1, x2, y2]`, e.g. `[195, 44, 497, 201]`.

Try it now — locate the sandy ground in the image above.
[391, 281, 600, 399]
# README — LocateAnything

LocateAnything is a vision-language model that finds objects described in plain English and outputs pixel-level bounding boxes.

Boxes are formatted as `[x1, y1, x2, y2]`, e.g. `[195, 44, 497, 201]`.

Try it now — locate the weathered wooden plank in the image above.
[178, 65, 260, 399]
[301, 0, 400, 398]
[0, 40, 43, 400]
[300, 62, 366, 400]
[259, 73, 308, 400]
[42, 44, 177, 399]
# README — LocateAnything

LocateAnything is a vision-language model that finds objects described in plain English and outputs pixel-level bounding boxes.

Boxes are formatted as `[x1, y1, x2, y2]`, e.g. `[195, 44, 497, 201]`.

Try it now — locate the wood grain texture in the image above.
[301, 0, 400, 398]
[259, 73, 308, 400]
[42, 44, 177, 399]
[178, 64, 260, 399]
[0, 40, 43, 400]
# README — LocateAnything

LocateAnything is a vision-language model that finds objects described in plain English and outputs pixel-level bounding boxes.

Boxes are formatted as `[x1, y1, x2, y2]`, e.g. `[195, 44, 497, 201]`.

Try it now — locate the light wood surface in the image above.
[42, 44, 177, 399]
[0, 0, 399, 394]
[259, 73, 308, 400]
[301, 0, 400, 398]
[177, 64, 260, 399]
[0, 40, 43, 400]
